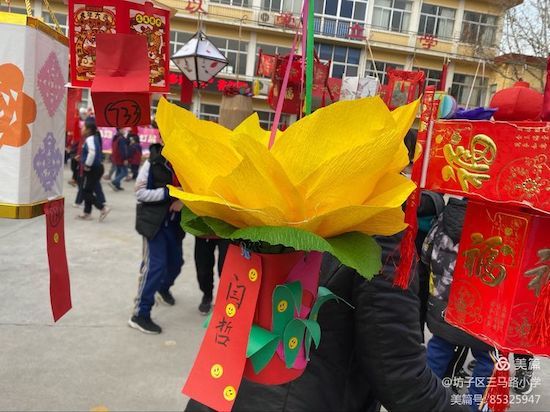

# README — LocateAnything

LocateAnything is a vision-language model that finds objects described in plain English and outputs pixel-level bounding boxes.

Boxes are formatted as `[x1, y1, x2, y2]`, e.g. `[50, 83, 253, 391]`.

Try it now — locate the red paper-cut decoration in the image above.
[44, 199, 72, 322]
[185, 0, 206, 14]
[348, 23, 365, 40]
[91, 33, 151, 127]
[418, 34, 438, 49]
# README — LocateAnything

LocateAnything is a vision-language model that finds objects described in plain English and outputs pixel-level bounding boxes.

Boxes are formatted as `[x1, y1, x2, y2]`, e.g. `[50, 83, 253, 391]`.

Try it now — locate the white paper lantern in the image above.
[172, 31, 228, 87]
[0, 12, 68, 218]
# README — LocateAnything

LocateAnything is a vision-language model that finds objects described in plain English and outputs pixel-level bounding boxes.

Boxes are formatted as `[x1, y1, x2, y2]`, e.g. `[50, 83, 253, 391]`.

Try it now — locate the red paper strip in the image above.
[183, 245, 262, 411]
[44, 199, 72, 322]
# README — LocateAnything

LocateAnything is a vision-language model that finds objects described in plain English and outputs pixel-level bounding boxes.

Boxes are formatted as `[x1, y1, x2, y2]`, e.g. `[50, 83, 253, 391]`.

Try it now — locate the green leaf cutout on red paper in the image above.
[246, 325, 280, 374]
[282, 319, 320, 368]
[272, 283, 301, 336]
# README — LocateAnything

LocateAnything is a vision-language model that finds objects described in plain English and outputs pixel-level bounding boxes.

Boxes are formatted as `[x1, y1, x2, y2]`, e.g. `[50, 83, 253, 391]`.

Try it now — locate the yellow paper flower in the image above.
[156, 96, 418, 239]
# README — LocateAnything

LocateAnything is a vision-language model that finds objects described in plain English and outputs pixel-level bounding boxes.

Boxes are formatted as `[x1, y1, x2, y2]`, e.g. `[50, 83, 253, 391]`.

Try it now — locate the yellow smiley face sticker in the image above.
[53, 233, 59, 243]
[223, 385, 236, 401]
[248, 268, 258, 282]
[288, 336, 298, 350]
[225, 303, 236, 318]
[210, 363, 223, 379]
[277, 300, 288, 312]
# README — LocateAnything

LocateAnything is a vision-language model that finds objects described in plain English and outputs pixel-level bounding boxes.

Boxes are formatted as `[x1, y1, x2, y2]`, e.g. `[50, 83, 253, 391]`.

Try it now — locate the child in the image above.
[128, 134, 142, 180]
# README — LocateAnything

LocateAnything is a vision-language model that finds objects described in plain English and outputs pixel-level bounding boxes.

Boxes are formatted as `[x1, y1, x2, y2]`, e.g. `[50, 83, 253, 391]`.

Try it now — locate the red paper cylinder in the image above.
[243, 250, 320, 385]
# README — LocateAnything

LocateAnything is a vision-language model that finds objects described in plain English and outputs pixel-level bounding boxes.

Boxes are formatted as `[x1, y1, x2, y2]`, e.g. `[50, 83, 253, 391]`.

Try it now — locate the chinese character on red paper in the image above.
[185, 0, 206, 14]
[226, 274, 247, 309]
[348, 23, 365, 40]
[214, 316, 233, 347]
[419, 34, 438, 49]
[275, 12, 297, 28]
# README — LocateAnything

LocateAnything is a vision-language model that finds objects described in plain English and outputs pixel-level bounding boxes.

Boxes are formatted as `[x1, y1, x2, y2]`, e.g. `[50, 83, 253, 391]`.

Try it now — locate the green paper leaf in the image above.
[202, 312, 213, 328]
[305, 287, 353, 360]
[182, 209, 383, 279]
[284, 281, 303, 314]
[246, 325, 280, 374]
[282, 319, 321, 368]
[272, 285, 296, 336]
[180, 206, 216, 237]
[282, 318, 306, 368]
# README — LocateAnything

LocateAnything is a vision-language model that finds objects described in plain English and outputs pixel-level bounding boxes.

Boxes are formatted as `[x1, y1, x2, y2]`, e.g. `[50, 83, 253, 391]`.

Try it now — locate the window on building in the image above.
[365, 60, 404, 84]
[255, 44, 291, 77]
[372, 0, 412, 33]
[460, 11, 497, 47]
[313, 0, 368, 39]
[418, 4, 455, 39]
[315, 43, 361, 78]
[170, 30, 193, 56]
[451, 74, 488, 106]
[262, 0, 301, 13]
[41, 12, 68, 35]
[210, 0, 250, 7]
[210, 37, 247, 76]
[256, 110, 290, 129]
[200, 104, 220, 122]
[412, 67, 442, 87]
[1, 6, 26, 14]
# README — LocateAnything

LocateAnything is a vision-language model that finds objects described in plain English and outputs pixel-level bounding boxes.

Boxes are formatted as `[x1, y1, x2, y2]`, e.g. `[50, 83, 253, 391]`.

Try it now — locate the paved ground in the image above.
[0, 167, 549, 411]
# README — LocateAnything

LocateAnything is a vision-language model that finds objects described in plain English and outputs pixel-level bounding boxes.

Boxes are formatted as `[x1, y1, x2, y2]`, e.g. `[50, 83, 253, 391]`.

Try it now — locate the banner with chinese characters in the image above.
[0, 13, 68, 211]
[445, 201, 550, 355]
[68, 0, 170, 92]
[424, 120, 550, 213]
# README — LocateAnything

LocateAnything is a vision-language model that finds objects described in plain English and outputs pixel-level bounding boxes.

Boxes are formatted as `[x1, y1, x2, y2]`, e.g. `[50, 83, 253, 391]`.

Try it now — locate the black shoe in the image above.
[514, 368, 533, 394]
[198, 296, 212, 315]
[128, 315, 162, 334]
[157, 290, 175, 306]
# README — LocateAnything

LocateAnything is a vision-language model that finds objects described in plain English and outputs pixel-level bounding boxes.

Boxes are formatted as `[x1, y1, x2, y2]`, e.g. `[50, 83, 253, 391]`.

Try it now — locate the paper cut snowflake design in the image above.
[37, 52, 65, 117]
[33, 133, 62, 191]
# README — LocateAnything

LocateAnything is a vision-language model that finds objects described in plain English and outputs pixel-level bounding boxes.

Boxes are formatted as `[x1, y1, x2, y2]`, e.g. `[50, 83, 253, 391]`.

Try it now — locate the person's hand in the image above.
[169, 200, 183, 212]
[83, 165, 91, 172]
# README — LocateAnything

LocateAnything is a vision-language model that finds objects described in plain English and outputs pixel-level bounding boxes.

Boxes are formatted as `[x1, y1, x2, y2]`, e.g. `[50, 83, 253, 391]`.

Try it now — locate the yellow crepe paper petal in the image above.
[271, 96, 395, 185]
[233, 112, 281, 146]
[168, 186, 287, 228]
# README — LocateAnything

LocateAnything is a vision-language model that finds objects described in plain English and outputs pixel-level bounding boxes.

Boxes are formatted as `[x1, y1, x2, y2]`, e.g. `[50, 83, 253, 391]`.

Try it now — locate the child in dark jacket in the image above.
[422, 198, 495, 412]
[128, 134, 142, 180]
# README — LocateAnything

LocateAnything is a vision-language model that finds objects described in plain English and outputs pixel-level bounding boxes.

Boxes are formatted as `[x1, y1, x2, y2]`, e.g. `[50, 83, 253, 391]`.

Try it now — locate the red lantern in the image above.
[424, 120, 550, 213]
[384, 69, 425, 110]
[445, 201, 550, 355]
[490, 81, 543, 121]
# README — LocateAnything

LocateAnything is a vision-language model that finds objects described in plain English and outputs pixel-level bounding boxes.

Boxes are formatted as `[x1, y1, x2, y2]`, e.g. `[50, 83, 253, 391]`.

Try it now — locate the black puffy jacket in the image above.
[186, 234, 467, 412]
[421, 198, 491, 352]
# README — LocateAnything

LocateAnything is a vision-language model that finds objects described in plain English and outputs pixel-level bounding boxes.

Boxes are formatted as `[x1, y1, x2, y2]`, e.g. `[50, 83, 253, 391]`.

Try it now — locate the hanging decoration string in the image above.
[364, 33, 381, 86]
[24, 0, 32, 16]
[465, 59, 481, 109]
[235, 15, 246, 82]
[304, 0, 314, 115]
[43, 0, 62, 34]
[268, 30, 299, 149]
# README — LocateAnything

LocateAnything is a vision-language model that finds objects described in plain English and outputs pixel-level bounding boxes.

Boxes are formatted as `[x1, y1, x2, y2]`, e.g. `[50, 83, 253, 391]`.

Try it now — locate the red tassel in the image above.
[484, 352, 510, 412]
[393, 188, 420, 288]
[529, 282, 550, 347]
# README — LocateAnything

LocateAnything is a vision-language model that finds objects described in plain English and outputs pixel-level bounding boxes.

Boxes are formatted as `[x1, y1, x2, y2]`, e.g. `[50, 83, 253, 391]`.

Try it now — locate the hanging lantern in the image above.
[172, 31, 228, 88]
[489, 81, 543, 121]
[384, 69, 425, 110]
[0, 12, 71, 322]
